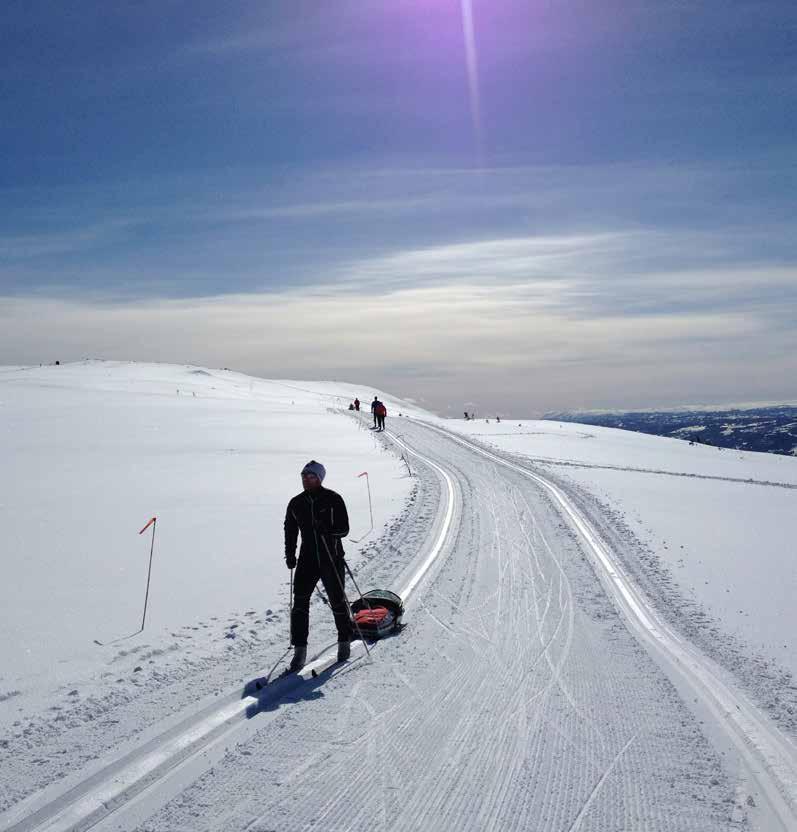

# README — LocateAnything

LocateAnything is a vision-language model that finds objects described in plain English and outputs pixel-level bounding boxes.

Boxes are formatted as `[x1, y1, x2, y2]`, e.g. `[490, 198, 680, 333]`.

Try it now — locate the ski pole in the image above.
[139, 517, 157, 631]
[342, 557, 371, 610]
[289, 567, 294, 647]
[320, 536, 371, 660]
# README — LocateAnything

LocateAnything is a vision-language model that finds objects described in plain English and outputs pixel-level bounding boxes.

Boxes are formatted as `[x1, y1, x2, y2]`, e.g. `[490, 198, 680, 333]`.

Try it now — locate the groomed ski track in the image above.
[3, 417, 796, 832]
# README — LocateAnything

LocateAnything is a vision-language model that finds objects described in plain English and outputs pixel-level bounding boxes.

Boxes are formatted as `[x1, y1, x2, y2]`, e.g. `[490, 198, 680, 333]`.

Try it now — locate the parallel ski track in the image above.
[504, 453, 797, 490]
[0, 432, 455, 832]
[5, 418, 796, 831]
[120, 418, 744, 830]
[183, 424, 716, 832]
[415, 419, 797, 830]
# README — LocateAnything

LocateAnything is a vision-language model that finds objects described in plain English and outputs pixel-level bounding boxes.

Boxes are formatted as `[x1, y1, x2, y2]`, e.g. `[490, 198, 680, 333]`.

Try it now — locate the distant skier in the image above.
[284, 461, 352, 671]
[374, 400, 387, 431]
[354, 398, 360, 412]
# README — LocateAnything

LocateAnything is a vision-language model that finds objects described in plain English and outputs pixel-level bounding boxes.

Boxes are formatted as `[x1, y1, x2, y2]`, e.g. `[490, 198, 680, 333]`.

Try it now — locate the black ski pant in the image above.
[376, 414, 385, 431]
[291, 548, 352, 646]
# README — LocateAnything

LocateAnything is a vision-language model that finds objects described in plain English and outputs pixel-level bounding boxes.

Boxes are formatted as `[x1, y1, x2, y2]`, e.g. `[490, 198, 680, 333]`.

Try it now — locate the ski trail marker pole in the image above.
[350, 471, 374, 543]
[139, 517, 157, 631]
[93, 516, 159, 645]
[361, 471, 373, 529]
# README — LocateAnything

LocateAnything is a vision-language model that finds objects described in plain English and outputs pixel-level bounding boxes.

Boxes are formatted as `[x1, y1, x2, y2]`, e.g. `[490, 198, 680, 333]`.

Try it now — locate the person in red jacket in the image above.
[374, 400, 387, 431]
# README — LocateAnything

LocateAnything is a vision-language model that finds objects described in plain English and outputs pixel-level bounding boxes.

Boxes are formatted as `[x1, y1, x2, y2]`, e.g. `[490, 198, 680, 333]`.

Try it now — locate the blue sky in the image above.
[2, 0, 796, 414]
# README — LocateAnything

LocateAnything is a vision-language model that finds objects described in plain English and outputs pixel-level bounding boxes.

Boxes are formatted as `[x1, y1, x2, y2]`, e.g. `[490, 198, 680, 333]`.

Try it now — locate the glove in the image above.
[285, 552, 297, 569]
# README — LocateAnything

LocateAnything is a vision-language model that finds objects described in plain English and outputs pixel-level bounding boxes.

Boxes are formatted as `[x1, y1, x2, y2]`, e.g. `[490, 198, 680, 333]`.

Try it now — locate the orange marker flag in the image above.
[139, 517, 157, 535]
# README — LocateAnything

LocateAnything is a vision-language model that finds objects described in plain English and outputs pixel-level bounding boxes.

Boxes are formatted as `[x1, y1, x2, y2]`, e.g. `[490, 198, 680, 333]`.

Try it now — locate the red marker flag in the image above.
[139, 517, 157, 535]
[358, 472, 368, 478]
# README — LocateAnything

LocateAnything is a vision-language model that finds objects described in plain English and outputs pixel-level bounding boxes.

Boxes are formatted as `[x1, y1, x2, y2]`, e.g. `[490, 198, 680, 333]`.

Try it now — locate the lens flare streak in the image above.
[460, 0, 484, 158]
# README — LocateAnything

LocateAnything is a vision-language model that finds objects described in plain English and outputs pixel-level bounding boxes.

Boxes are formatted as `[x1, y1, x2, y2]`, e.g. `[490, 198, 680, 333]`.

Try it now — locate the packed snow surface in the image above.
[1, 362, 796, 832]
[444, 418, 797, 682]
[0, 362, 413, 683]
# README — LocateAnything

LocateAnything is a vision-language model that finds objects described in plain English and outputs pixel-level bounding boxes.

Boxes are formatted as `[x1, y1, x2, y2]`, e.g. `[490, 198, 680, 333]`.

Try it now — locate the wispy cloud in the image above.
[179, 1, 371, 63]
[4, 157, 794, 295]
[330, 232, 797, 322]
[334, 233, 639, 293]
[0, 219, 137, 261]
[2, 263, 795, 413]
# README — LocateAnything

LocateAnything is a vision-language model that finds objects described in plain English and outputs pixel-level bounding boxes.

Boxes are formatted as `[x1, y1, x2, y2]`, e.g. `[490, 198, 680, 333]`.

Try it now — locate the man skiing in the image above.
[371, 396, 379, 427]
[284, 460, 353, 672]
[353, 398, 360, 412]
[374, 400, 387, 431]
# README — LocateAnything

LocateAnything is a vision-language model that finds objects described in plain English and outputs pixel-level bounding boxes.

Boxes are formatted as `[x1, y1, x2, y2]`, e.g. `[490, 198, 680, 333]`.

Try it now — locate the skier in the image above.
[354, 398, 360, 412]
[374, 400, 387, 431]
[371, 396, 379, 427]
[284, 460, 352, 672]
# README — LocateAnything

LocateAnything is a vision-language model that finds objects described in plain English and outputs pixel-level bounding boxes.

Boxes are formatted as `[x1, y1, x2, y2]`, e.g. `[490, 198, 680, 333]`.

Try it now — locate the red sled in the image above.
[350, 590, 404, 640]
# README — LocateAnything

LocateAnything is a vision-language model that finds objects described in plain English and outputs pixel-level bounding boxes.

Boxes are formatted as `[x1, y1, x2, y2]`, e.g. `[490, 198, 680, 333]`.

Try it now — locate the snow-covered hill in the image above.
[1, 360, 415, 689]
[1, 362, 796, 832]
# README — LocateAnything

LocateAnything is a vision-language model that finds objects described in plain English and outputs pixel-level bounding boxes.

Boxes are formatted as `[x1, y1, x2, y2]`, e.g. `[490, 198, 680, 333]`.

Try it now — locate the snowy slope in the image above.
[2, 364, 796, 832]
[442, 419, 797, 692]
[0, 362, 414, 720]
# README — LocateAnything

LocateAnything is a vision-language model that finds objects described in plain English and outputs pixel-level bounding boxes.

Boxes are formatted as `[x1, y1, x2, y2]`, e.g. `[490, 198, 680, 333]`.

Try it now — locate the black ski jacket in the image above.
[284, 487, 350, 565]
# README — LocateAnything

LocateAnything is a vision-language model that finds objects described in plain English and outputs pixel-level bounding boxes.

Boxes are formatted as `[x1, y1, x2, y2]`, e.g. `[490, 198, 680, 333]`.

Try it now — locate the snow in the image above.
[673, 424, 708, 433]
[443, 418, 797, 682]
[0, 361, 414, 687]
[2, 363, 796, 831]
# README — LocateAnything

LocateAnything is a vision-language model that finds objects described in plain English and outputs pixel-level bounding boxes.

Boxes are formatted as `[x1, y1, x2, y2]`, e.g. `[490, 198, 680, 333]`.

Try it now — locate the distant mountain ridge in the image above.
[545, 404, 797, 457]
